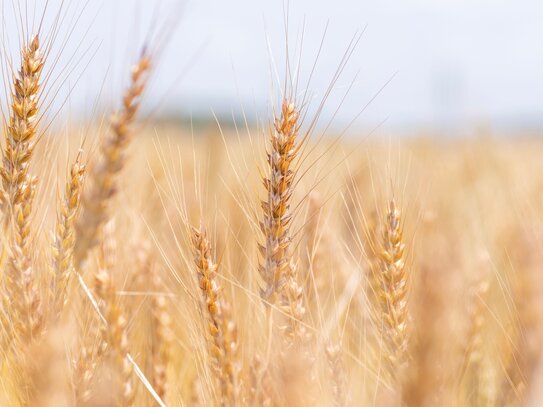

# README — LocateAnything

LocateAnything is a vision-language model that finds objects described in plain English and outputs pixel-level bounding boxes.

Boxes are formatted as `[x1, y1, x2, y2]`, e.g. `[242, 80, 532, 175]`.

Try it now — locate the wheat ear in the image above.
[191, 225, 240, 406]
[258, 99, 299, 303]
[249, 354, 274, 406]
[1, 35, 45, 342]
[259, 99, 307, 343]
[376, 199, 409, 375]
[74, 53, 151, 268]
[326, 342, 349, 407]
[50, 158, 85, 320]
[461, 267, 490, 405]
[73, 336, 107, 405]
[1, 35, 44, 216]
[150, 269, 172, 404]
[94, 223, 135, 406]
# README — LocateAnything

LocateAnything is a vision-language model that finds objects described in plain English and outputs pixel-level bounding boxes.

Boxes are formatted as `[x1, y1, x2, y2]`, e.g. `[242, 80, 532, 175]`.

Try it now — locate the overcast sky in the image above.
[4, 0, 543, 132]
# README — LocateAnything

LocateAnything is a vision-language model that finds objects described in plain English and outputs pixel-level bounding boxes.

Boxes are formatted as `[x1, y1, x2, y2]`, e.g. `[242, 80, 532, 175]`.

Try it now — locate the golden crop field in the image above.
[1, 2, 542, 407]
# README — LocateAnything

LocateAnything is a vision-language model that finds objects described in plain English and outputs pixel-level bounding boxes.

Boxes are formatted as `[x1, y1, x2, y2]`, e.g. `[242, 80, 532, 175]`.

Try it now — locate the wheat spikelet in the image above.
[74, 53, 151, 268]
[50, 158, 85, 320]
[191, 225, 240, 406]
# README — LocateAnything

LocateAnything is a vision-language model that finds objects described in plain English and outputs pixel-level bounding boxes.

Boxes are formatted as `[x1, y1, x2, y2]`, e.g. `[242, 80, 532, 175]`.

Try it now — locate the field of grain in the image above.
[1, 3, 543, 407]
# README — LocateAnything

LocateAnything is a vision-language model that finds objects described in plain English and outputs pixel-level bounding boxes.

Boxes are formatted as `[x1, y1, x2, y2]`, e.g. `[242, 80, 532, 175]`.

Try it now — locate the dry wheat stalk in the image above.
[50, 158, 85, 320]
[375, 199, 409, 376]
[1, 35, 45, 342]
[74, 53, 151, 268]
[191, 225, 240, 406]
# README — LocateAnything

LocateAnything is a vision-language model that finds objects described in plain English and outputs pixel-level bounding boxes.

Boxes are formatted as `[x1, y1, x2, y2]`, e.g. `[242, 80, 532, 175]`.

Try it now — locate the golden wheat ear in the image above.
[258, 99, 309, 344]
[93, 221, 136, 406]
[191, 224, 241, 406]
[258, 100, 299, 304]
[74, 53, 152, 269]
[49, 157, 86, 322]
[1, 35, 46, 343]
[375, 199, 409, 379]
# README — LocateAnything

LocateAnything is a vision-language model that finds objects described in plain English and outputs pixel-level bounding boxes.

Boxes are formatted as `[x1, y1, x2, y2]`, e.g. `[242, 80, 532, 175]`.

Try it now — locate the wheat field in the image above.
[1, 3, 543, 407]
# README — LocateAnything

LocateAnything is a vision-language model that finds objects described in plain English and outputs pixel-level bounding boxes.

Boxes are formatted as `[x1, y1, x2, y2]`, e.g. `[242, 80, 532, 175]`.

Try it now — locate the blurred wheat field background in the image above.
[1, 1, 543, 407]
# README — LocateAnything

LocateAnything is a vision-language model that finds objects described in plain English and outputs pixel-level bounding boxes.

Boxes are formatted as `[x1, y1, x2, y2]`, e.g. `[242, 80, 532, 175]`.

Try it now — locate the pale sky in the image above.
[4, 0, 543, 132]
